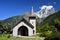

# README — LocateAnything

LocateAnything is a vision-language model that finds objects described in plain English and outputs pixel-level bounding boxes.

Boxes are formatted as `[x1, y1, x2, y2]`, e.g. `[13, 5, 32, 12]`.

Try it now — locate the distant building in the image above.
[12, 6, 36, 37]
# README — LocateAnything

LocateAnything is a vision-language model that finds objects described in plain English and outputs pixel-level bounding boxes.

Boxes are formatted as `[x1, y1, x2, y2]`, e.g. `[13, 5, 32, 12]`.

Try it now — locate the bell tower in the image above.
[29, 6, 36, 34]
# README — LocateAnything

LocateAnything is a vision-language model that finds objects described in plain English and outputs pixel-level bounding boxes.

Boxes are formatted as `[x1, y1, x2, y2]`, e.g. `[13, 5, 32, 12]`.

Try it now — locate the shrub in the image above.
[40, 31, 52, 37]
[45, 32, 60, 40]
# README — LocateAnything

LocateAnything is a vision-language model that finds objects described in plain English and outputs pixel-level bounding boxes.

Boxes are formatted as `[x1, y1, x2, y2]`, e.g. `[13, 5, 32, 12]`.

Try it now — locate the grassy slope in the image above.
[0, 34, 45, 40]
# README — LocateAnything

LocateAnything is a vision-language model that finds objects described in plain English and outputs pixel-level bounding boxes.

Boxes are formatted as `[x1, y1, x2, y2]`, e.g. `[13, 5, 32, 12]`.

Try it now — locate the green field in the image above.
[0, 34, 45, 40]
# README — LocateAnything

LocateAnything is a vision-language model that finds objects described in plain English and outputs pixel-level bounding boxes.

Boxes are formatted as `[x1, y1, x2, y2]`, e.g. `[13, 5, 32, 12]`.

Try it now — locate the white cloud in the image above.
[40, 5, 53, 10]
[47, 6, 53, 9]
[34, 5, 55, 18]
[40, 5, 47, 9]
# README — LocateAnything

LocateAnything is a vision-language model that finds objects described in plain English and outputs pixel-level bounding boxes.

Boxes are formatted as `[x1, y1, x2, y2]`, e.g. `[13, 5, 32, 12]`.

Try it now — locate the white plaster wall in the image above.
[13, 21, 33, 37]
[30, 19, 36, 34]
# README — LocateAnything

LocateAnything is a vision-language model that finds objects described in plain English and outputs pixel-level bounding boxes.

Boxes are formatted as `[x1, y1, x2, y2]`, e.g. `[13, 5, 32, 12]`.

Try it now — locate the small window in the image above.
[33, 30, 34, 34]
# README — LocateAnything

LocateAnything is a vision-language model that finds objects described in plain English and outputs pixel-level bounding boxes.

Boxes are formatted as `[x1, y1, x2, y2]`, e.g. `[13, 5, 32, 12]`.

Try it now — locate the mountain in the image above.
[34, 5, 55, 18]
[2, 12, 31, 26]
[2, 12, 44, 27]
[1, 10, 59, 28]
[40, 11, 60, 31]
[40, 11, 60, 27]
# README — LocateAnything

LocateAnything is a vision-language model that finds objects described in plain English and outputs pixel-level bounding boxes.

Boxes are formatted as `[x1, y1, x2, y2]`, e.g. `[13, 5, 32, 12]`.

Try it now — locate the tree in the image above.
[5, 25, 11, 34]
[0, 21, 4, 34]
[54, 19, 60, 31]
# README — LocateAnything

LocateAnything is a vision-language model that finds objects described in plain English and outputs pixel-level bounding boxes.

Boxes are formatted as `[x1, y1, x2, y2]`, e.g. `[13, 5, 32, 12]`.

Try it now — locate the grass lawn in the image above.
[0, 34, 45, 40]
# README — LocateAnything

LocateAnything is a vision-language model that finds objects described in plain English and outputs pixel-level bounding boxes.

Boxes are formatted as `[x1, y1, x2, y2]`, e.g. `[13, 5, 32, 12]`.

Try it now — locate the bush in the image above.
[45, 32, 60, 40]
[40, 31, 52, 37]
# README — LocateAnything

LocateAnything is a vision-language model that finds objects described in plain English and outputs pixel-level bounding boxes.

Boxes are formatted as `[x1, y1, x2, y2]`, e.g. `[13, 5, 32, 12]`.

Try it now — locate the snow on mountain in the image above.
[34, 5, 55, 18]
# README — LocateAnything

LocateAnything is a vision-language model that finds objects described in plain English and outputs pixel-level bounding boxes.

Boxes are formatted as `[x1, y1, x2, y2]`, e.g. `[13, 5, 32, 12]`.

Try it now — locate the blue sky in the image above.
[0, 0, 60, 20]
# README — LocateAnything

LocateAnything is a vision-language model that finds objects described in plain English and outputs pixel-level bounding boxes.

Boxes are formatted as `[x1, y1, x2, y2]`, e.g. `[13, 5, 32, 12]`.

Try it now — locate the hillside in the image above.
[1, 11, 60, 28]
[40, 11, 60, 26]
[2, 12, 43, 27]
[2, 12, 31, 26]
[39, 11, 60, 32]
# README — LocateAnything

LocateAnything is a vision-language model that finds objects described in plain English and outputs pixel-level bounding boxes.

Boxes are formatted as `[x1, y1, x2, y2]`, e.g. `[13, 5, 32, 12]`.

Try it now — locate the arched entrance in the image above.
[18, 26, 28, 36]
